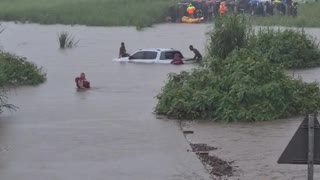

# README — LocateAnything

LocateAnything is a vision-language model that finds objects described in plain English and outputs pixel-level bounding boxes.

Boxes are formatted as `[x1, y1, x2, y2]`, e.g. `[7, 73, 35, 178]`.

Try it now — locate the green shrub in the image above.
[249, 28, 320, 68]
[208, 15, 252, 59]
[155, 49, 320, 122]
[156, 14, 320, 122]
[0, 52, 46, 86]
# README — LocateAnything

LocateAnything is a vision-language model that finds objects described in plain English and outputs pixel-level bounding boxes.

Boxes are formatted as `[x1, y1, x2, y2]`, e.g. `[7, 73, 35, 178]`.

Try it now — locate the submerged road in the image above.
[0, 23, 210, 180]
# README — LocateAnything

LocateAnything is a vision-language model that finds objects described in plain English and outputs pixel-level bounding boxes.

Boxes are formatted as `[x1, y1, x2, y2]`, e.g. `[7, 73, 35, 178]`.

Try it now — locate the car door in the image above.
[159, 51, 184, 64]
[128, 51, 144, 63]
[129, 51, 157, 63]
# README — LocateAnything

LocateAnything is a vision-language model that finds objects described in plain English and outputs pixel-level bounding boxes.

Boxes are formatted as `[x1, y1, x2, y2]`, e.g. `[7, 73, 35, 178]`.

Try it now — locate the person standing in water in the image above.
[189, 45, 202, 62]
[75, 73, 90, 89]
[171, 53, 184, 65]
[119, 42, 129, 58]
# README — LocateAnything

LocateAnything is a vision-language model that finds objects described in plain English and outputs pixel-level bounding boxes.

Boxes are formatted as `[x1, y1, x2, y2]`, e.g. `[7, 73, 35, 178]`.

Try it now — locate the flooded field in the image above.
[0, 22, 320, 180]
[0, 22, 211, 180]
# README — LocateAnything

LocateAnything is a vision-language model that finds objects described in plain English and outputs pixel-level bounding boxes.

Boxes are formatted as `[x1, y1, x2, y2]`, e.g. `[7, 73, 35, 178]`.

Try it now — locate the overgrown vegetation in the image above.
[0, 0, 175, 29]
[208, 15, 252, 59]
[0, 52, 46, 86]
[0, 85, 16, 114]
[155, 15, 320, 122]
[0, 51, 46, 113]
[251, 2, 320, 27]
[58, 31, 79, 49]
[248, 28, 320, 68]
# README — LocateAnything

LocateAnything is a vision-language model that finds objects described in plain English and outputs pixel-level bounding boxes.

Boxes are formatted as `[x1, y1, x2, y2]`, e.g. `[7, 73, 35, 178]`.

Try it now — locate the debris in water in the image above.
[198, 154, 234, 178]
[189, 143, 234, 179]
[190, 143, 217, 152]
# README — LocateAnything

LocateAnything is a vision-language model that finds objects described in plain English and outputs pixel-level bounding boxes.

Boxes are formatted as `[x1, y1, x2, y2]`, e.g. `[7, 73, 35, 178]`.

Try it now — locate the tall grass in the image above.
[0, 0, 176, 28]
[58, 31, 79, 48]
[251, 2, 320, 27]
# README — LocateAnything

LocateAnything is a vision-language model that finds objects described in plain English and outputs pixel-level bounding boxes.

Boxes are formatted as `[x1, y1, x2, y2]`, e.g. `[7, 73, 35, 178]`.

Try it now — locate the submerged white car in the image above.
[112, 48, 197, 64]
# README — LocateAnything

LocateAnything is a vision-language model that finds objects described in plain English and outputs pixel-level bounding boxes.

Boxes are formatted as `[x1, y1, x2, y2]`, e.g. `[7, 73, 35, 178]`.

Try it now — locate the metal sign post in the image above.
[308, 114, 315, 180]
[278, 113, 320, 179]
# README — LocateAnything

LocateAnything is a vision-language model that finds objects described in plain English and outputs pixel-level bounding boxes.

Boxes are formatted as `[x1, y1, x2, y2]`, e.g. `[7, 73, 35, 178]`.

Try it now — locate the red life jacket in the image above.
[75, 77, 90, 88]
[171, 57, 184, 65]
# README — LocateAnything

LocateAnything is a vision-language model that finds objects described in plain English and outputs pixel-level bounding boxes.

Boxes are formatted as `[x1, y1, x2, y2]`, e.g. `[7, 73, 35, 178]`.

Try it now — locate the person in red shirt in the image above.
[75, 73, 90, 89]
[171, 53, 184, 65]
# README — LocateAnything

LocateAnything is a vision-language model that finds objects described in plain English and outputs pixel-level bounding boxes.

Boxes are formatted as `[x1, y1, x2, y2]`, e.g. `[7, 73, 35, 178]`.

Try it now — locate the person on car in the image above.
[171, 53, 184, 65]
[189, 45, 202, 62]
[119, 42, 130, 58]
[75, 73, 90, 89]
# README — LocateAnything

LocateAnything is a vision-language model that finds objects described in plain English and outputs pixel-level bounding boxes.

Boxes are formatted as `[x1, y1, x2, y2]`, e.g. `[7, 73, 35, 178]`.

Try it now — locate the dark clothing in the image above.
[119, 46, 129, 57]
[171, 56, 184, 65]
[192, 48, 202, 61]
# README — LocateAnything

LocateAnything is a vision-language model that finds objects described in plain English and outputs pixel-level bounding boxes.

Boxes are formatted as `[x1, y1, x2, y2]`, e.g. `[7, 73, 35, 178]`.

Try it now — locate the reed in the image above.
[58, 31, 79, 48]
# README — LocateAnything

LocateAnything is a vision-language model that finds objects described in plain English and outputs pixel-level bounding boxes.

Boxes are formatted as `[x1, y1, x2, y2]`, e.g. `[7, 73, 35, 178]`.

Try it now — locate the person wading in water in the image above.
[171, 53, 184, 65]
[75, 72, 90, 89]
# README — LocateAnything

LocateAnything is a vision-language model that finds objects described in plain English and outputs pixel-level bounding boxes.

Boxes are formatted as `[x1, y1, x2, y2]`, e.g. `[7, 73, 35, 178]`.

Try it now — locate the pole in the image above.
[308, 113, 315, 180]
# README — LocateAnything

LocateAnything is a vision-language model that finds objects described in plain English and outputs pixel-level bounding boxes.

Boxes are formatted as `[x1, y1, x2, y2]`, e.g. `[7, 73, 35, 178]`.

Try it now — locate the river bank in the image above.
[0, 0, 319, 29]
[0, 0, 175, 29]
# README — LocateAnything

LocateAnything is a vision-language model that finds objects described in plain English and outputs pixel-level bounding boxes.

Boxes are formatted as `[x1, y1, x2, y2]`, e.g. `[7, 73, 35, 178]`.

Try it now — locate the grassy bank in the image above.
[251, 2, 320, 27]
[0, 0, 176, 28]
[0, 0, 319, 28]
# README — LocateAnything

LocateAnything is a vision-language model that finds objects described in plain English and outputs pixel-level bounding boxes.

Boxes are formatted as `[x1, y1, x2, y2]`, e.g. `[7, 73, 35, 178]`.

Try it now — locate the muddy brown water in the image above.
[0, 22, 211, 180]
[0, 22, 319, 180]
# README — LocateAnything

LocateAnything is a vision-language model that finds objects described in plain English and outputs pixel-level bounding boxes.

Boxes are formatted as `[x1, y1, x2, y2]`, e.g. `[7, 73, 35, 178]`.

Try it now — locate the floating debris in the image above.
[198, 154, 234, 178]
[190, 143, 217, 152]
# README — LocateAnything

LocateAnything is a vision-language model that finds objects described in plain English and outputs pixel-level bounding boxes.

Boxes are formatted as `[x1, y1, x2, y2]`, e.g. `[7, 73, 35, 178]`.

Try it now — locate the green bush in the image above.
[155, 15, 320, 122]
[208, 15, 252, 59]
[155, 49, 320, 122]
[0, 52, 46, 86]
[249, 28, 320, 68]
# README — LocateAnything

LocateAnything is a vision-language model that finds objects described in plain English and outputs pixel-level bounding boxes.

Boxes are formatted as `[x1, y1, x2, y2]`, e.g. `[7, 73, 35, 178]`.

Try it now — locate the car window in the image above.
[160, 51, 184, 60]
[143, 51, 157, 59]
[130, 51, 144, 59]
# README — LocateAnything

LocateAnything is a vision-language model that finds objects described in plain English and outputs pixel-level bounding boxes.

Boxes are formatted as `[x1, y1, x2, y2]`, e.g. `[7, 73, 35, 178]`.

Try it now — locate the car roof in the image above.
[137, 48, 180, 52]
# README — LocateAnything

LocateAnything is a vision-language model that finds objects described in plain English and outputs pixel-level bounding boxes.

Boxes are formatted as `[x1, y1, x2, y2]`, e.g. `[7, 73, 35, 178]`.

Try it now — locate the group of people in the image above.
[75, 44, 202, 89]
[249, 0, 298, 17]
[170, 45, 202, 65]
[168, 0, 299, 23]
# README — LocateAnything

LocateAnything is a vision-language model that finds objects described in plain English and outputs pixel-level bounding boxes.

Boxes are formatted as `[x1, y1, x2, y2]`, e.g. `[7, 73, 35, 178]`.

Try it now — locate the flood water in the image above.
[0, 22, 320, 180]
[0, 22, 211, 180]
